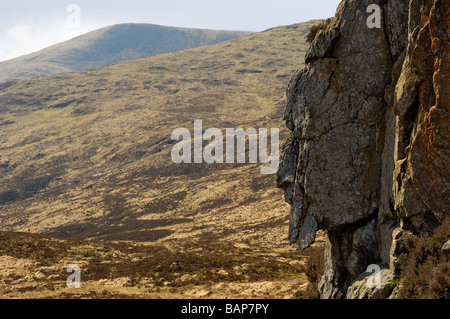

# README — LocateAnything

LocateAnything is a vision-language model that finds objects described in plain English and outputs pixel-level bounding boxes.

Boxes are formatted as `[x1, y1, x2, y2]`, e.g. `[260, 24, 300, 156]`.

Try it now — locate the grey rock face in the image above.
[346, 268, 396, 299]
[442, 239, 450, 253]
[277, 0, 391, 242]
[277, 0, 449, 298]
[277, 0, 392, 296]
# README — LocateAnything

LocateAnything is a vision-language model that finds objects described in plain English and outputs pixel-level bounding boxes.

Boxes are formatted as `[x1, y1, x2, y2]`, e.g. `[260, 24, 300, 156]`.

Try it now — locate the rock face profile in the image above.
[277, 0, 449, 298]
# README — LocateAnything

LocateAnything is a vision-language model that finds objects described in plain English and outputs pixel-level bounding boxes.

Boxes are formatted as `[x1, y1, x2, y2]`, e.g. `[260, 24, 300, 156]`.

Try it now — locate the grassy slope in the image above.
[0, 20, 322, 298]
[0, 23, 252, 83]
[0, 230, 326, 299]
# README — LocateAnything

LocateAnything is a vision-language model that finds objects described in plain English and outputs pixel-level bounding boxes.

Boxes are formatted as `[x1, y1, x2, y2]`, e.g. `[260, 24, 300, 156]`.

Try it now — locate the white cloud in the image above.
[0, 17, 112, 62]
[1, 21, 73, 62]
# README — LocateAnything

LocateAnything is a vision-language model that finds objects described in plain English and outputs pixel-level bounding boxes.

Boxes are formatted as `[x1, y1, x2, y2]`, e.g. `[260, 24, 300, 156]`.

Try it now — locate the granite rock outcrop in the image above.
[277, 0, 449, 298]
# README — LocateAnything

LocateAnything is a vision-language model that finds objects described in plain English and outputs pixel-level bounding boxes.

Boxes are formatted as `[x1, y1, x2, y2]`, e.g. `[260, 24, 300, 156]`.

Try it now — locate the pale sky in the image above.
[0, 0, 342, 62]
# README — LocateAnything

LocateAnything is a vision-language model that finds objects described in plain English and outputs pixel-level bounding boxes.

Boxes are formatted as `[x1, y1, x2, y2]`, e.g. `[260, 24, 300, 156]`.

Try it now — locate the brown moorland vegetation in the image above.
[0, 21, 323, 299]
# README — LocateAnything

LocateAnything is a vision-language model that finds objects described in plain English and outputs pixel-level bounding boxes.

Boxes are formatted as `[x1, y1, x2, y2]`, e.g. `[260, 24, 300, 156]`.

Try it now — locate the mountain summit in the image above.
[0, 23, 251, 83]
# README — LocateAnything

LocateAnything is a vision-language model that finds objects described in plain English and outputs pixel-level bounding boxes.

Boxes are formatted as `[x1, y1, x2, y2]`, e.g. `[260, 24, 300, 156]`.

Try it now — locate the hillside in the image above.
[0, 20, 321, 298]
[0, 23, 251, 83]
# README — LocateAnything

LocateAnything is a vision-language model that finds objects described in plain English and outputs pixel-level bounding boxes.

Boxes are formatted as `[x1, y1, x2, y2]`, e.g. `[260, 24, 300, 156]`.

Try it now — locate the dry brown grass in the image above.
[0, 22, 319, 242]
[297, 241, 325, 299]
[0, 231, 313, 299]
[0, 21, 320, 299]
[397, 218, 450, 299]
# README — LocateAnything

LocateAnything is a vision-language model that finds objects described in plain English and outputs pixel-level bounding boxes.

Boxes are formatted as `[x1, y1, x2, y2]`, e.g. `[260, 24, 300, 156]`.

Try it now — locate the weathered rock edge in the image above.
[277, 0, 449, 298]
